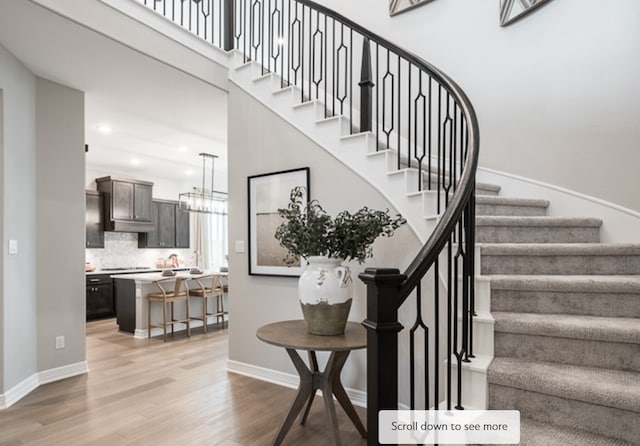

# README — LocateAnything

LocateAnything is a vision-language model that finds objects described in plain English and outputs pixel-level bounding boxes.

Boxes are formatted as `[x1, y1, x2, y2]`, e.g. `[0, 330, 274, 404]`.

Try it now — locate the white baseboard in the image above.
[0, 373, 39, 410]
[227, 359, 367, 408]
[38, 361, 89, 386]
[0, 361, 89, 410]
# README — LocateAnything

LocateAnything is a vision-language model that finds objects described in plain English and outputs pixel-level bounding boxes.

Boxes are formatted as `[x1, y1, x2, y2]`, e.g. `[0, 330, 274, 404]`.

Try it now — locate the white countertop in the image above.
[86, 268, 161, 276]
[110, 270, 227, 283]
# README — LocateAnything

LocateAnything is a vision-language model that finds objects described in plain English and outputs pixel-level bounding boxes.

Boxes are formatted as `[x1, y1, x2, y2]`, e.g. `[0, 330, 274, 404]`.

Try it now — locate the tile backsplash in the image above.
[86, 232, 194, 270]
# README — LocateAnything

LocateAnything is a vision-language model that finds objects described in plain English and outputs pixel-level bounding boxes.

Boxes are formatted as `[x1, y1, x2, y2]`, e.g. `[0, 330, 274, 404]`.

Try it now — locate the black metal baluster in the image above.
[446, 234, 453, 410]
[434, 258, 439, 410]
[375, 43, 379, 150]
[437, 85, 442, 213]
[382, 50, 393, 154]
[427, 76, 433, 191]
[323, 14, 328, 117]
[332, 19, 336, 117]
[300, 4, 305, 101]
[306, 6, 311, 100]
[406, 61, 411, 171]
[359, 37, 373, 133]
[311, 11, 323, 100]
[462, 203, 471, 365]
[397, 56, 401, 163]
[414, 72, 427, 192]
[468, 190, 476, 359]
[336, 25, 347, 114]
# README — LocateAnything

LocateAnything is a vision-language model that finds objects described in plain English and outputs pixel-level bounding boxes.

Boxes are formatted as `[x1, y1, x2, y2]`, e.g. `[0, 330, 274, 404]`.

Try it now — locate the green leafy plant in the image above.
[274, 187, 406, 265]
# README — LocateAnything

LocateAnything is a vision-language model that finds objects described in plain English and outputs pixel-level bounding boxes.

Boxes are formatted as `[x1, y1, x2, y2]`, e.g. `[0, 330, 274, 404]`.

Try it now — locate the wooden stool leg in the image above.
[162, 301, 167, 342]
[218, 294, 224, 326]
[186, 297, 191, 337]
[202, 296, 207, 333]
[148, 300, 152, 339]
[170, 302, 175, 336]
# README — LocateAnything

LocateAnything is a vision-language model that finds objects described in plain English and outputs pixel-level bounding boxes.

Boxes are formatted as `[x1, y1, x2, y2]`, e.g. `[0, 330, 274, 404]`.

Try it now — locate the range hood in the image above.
[96, 176, 155, 233]
[106, 219, 155, 233]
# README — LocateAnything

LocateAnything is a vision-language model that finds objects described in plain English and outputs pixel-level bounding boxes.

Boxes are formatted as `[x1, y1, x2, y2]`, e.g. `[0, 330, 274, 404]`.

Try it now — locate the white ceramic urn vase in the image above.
[298, 256, 353, 335]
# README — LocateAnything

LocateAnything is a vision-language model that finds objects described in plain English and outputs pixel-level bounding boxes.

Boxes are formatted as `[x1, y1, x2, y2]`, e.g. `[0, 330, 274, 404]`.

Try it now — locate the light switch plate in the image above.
[235, 240, 245, 253]
[8, 239, 18, 255]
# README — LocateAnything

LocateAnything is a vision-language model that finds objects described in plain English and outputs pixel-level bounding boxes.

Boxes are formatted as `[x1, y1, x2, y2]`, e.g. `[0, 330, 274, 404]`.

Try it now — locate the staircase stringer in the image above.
[229, 54, 445, 244]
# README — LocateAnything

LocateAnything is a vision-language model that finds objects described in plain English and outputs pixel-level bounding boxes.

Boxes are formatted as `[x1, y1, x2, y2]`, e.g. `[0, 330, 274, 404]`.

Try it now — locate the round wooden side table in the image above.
[256, 320, 367, 446]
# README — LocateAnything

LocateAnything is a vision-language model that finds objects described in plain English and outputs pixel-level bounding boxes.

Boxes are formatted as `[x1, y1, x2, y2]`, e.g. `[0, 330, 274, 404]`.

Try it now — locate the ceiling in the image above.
[0, 0, 228, 188]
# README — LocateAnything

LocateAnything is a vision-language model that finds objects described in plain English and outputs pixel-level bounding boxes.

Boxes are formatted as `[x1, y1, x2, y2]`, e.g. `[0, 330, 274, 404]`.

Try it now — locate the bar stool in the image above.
[189, 274, 225, 332]
[148, 277, 191, 341]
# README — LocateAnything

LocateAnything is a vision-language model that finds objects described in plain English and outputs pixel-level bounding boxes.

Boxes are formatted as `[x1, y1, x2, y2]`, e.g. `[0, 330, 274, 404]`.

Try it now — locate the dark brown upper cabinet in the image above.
[138, 200, 190, 249]
[85, 190, 104, 248]
[96, 177, 154, 232]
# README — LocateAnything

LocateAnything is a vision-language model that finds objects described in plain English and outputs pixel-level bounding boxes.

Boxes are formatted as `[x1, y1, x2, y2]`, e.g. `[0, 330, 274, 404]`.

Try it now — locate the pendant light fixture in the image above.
[178, 152, 227, 213]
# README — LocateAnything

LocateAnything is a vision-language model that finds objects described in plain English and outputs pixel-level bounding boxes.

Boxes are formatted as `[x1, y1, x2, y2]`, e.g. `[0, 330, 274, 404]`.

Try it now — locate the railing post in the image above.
[359, 37, 374, 133]
[223, 0, 235, 51]
[359, 268, 406, 446]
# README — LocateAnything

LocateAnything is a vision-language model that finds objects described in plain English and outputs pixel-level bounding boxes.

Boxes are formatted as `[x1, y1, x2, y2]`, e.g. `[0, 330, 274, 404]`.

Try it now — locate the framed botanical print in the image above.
[247, 167, 310, 276]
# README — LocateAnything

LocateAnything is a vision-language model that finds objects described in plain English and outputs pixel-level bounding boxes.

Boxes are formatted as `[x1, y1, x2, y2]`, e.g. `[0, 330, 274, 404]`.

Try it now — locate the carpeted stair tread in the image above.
[488, 274, 640, 293]
[488, 357, 640, 413]
[493, 312, 640, 344]
[476, 217, 602, 243]
[480, 243, 640, 275]
[488, 416, 636, 446]
[476, 216, 602, 227]
[479, 243, 640, 256]
[487, 275, 640, 317]
[473, 181, 501, 196]
[475, 195, 549, 208]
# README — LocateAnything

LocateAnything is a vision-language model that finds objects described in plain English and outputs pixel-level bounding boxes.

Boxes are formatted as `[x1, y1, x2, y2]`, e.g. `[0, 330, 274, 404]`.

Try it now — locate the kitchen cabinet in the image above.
[96, 176, 154, 232]
[175, 206, 190, 248]
[86, 191, 104, 248]
[156, 201, 176, 248]
[86, 274, 114, 320]
[138, 200, 190, 249]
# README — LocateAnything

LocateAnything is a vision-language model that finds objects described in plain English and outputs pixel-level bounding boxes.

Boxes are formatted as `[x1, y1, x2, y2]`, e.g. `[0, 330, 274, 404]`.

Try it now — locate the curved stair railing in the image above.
[139, 0, 480, 443]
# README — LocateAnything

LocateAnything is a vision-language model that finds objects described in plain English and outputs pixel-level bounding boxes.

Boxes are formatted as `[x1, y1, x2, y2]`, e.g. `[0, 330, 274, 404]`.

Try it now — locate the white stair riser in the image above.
[456, 316, 494, 357]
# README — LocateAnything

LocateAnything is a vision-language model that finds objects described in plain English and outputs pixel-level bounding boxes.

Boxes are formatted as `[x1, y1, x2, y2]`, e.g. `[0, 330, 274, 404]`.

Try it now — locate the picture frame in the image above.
[248, 167, 310, 277]
[389, 0, 433, 17]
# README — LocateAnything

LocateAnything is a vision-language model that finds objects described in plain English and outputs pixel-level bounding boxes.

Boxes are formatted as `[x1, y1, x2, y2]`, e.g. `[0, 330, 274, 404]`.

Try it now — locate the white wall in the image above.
[0, 42, 38, 395]
[35, 78, 86, 373]
[227, 84, 420, 393]
[314, 0, 640, 212]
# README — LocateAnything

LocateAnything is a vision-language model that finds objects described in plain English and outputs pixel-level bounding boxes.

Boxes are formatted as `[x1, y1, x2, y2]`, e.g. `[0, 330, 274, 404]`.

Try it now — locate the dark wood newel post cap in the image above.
[358, 268, 406, 284]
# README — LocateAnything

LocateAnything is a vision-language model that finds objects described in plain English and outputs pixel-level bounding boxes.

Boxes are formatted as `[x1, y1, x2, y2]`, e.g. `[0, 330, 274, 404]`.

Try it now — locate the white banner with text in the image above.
[379, 410, 520, 444]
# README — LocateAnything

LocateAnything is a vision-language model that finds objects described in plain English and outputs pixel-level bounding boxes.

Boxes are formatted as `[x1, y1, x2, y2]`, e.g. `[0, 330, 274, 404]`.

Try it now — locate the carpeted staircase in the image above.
[476, 185, 640, 445]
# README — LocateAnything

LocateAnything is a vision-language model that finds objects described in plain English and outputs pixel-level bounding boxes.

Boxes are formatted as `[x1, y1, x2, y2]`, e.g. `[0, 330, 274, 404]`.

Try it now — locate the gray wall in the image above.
[0, 89, 4, 389]
[314, 0, 640, 211]
[35, 78, 85, 372]
[1, 44, 86, 397]
[0, 42, 38, 392]
[227, 83, 420, 391]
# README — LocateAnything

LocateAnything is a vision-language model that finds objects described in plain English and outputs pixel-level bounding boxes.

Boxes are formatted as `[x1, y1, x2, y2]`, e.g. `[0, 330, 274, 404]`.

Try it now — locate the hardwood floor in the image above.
[0, 319, 368, 446]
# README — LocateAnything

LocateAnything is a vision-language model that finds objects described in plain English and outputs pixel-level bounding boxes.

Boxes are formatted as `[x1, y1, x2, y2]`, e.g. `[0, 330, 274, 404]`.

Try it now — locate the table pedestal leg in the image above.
[272, 349, 367, 446]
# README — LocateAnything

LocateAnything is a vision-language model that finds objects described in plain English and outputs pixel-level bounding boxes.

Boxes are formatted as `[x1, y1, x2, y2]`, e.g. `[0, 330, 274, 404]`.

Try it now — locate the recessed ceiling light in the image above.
[98, 124, 112, 134]
[186, 170, 193, 176]
[178, 146, 188, 153]
[131, 158, 141, 166]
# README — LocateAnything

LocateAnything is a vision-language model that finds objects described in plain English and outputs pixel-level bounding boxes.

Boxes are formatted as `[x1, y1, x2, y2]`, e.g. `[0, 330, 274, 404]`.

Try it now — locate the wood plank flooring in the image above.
[0, 319, 368, 446]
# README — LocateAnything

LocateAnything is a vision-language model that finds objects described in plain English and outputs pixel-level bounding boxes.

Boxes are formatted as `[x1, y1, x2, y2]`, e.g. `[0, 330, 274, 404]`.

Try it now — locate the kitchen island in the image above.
[111, 271, 227, 338]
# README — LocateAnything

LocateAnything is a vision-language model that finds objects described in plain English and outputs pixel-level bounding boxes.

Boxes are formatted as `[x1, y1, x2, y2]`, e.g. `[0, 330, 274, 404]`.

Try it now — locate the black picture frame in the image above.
[247, 167, 310, 277]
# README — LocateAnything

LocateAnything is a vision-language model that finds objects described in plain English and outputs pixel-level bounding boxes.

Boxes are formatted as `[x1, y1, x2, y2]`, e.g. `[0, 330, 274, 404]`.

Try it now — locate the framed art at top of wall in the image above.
[248, 167, 310, 277]
[389, 0, 434, 16]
